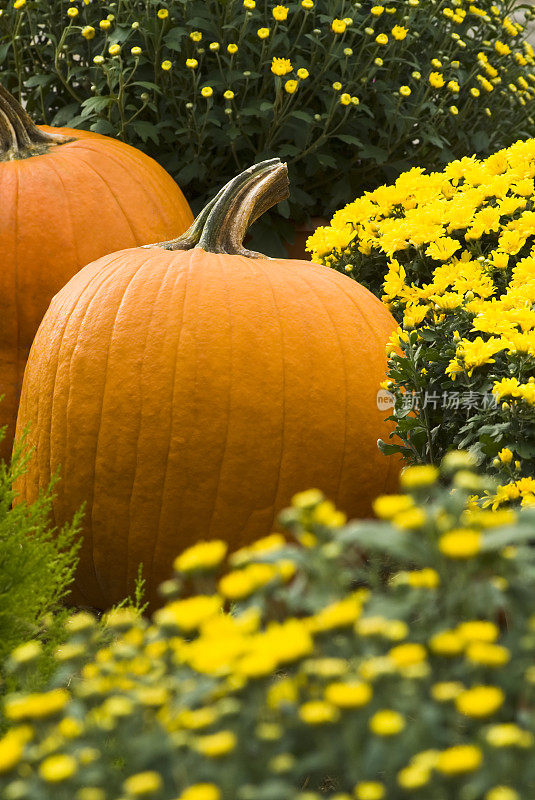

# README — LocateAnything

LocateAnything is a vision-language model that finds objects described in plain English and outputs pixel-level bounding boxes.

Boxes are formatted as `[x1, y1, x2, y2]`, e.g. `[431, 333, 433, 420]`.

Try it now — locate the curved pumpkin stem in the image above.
[0, 84, 72, 161]
[148, 159, 290, 258]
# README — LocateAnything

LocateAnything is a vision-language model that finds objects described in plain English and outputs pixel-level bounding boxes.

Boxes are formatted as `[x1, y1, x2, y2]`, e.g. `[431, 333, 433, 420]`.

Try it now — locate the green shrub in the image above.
[308, 137, 535, 506]
[1, 0, 535, 253]
[3, 455, 535, 799]
[0, 437, 81, 705]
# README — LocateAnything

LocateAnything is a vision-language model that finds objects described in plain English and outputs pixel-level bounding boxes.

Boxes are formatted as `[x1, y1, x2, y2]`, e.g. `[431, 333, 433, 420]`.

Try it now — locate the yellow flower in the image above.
[455, 685, 505, 717]
[436, 744, 483, 774]
[498, 447, 513, 463]
[495, 41, 511, 56]
[185, 59, 197, 69]
[273, 5, 289, 21]
[466, 641, 510, 667]
[369, 709, 405, 735]
[76, 789, 106, 800]
[485, 789, 519, 800]
[93, 55, 105, 64]
[244, 0, 256, 7]
[332, 81, 342, 91]
[271, 57, 292, 76]
[154, 595, 221, 630]
[397, 765, 430, 789]
[4, 689, 70, 721]
[340, 93, 351, 105]
[371, 5, 385, 15]
[227, 43, 238, 54]
[39, 754, 77, 783]
[195, 731, 236, 757]
[257, 27, 270, 39]
[400, 465, 439, 488]
[174, 540, 227, 573]
[332, 19, 347, 34]
[393, 507, 426, 529]
[0, 728, 29, 774]
[109, 44, 121, 56]
[302, 0, 314, 8]
[406, 568, 440, 588]
[299, 701, 339, 724]
[376, 33, 389, 45]
[439, 528, 481, 558]
[82, 26, 96, 40]
[429, 630, 465, 656]
[399, 85, 411, 96]
[354, 784, 385, 800]
[392, 25, 408, 39]
[429, 71, 445, 88]
[376, 494, 417, 523]
[456, 620, 499, 643]
[131, 46, 142, 56]
[223, 90, 235, 100]
[157, 8, 169, 19]
[285, 80, 298, 94]
[209, 42, 220, 51]
[123, 772, 163, 796]
[58, 717, 84, 738]
[67, 7, 79, 17]
[190, 31, 202, 42]
[9, 641, 43, 665]
[201, 87, 213, 98]
[309, 593, 365, 632]
[324, 681, 373, 708]
[389, 643, 426, 667]
[431, 681, 465, 701]
[426, 237, 461, 261]
[180, 785, 221, 800]
[14, 0, 27, 7]
[99, 19, 111, 30]
[297, 68, 309, 79]
[486, 723, 533, 748]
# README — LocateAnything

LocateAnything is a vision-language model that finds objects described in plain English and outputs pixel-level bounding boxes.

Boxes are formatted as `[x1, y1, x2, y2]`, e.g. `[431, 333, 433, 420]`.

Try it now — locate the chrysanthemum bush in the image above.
[308, 137, 535, 507]
[1, 1, 535, 253]
[3, 455, 535, 799]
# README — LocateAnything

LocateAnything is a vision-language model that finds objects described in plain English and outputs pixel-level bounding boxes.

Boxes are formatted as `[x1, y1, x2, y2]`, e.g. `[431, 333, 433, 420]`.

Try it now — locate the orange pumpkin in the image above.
[0, 84, 193, 461]
[15, 159, 400, 609]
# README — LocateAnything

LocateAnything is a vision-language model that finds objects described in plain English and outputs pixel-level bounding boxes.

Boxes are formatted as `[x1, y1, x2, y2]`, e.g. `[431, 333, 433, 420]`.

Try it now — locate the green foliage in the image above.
[0, 437, 81, 705]
[3, 457, 535, 798]
[1, 0, 535, 253]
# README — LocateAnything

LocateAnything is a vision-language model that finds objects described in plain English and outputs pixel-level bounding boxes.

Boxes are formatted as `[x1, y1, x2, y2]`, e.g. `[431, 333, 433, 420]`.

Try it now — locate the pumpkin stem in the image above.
[0, 84, 72, 161]
[147, 159, 290, 258]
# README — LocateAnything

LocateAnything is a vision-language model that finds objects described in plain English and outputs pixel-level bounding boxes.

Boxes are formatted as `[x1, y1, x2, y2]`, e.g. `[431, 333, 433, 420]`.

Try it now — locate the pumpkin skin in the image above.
[15, 161, 400, 610]
[0, 87, 193, 461]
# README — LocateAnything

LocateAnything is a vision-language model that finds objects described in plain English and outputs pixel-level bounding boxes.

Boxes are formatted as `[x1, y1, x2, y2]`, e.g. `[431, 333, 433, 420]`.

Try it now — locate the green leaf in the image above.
[80, 96, 115, 117]
[358, 143, 389, 163]
[131, 120, 159, 144]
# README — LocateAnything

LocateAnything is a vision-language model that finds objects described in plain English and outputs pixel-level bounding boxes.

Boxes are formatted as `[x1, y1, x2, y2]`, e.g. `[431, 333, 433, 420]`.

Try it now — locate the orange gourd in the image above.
[15, 160, 400, 609]
[0, 84, 193, 461]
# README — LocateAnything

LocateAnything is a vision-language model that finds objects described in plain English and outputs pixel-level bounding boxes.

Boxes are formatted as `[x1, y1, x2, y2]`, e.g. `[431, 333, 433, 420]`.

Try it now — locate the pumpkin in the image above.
[15, 159, 400, 610]
[0, 83, 193, 461]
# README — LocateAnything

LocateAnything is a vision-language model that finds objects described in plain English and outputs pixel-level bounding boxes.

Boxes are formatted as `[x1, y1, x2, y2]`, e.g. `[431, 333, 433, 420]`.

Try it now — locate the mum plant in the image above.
[308, 137, 535, 507]
[2, 455, 535, 799]
[1, 0, 535, 253]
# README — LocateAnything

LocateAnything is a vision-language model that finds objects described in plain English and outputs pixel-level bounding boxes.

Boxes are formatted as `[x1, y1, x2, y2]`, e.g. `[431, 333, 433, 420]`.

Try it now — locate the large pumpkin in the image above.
[15, 160, 400, 609]
[0, 83, 193, 461]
